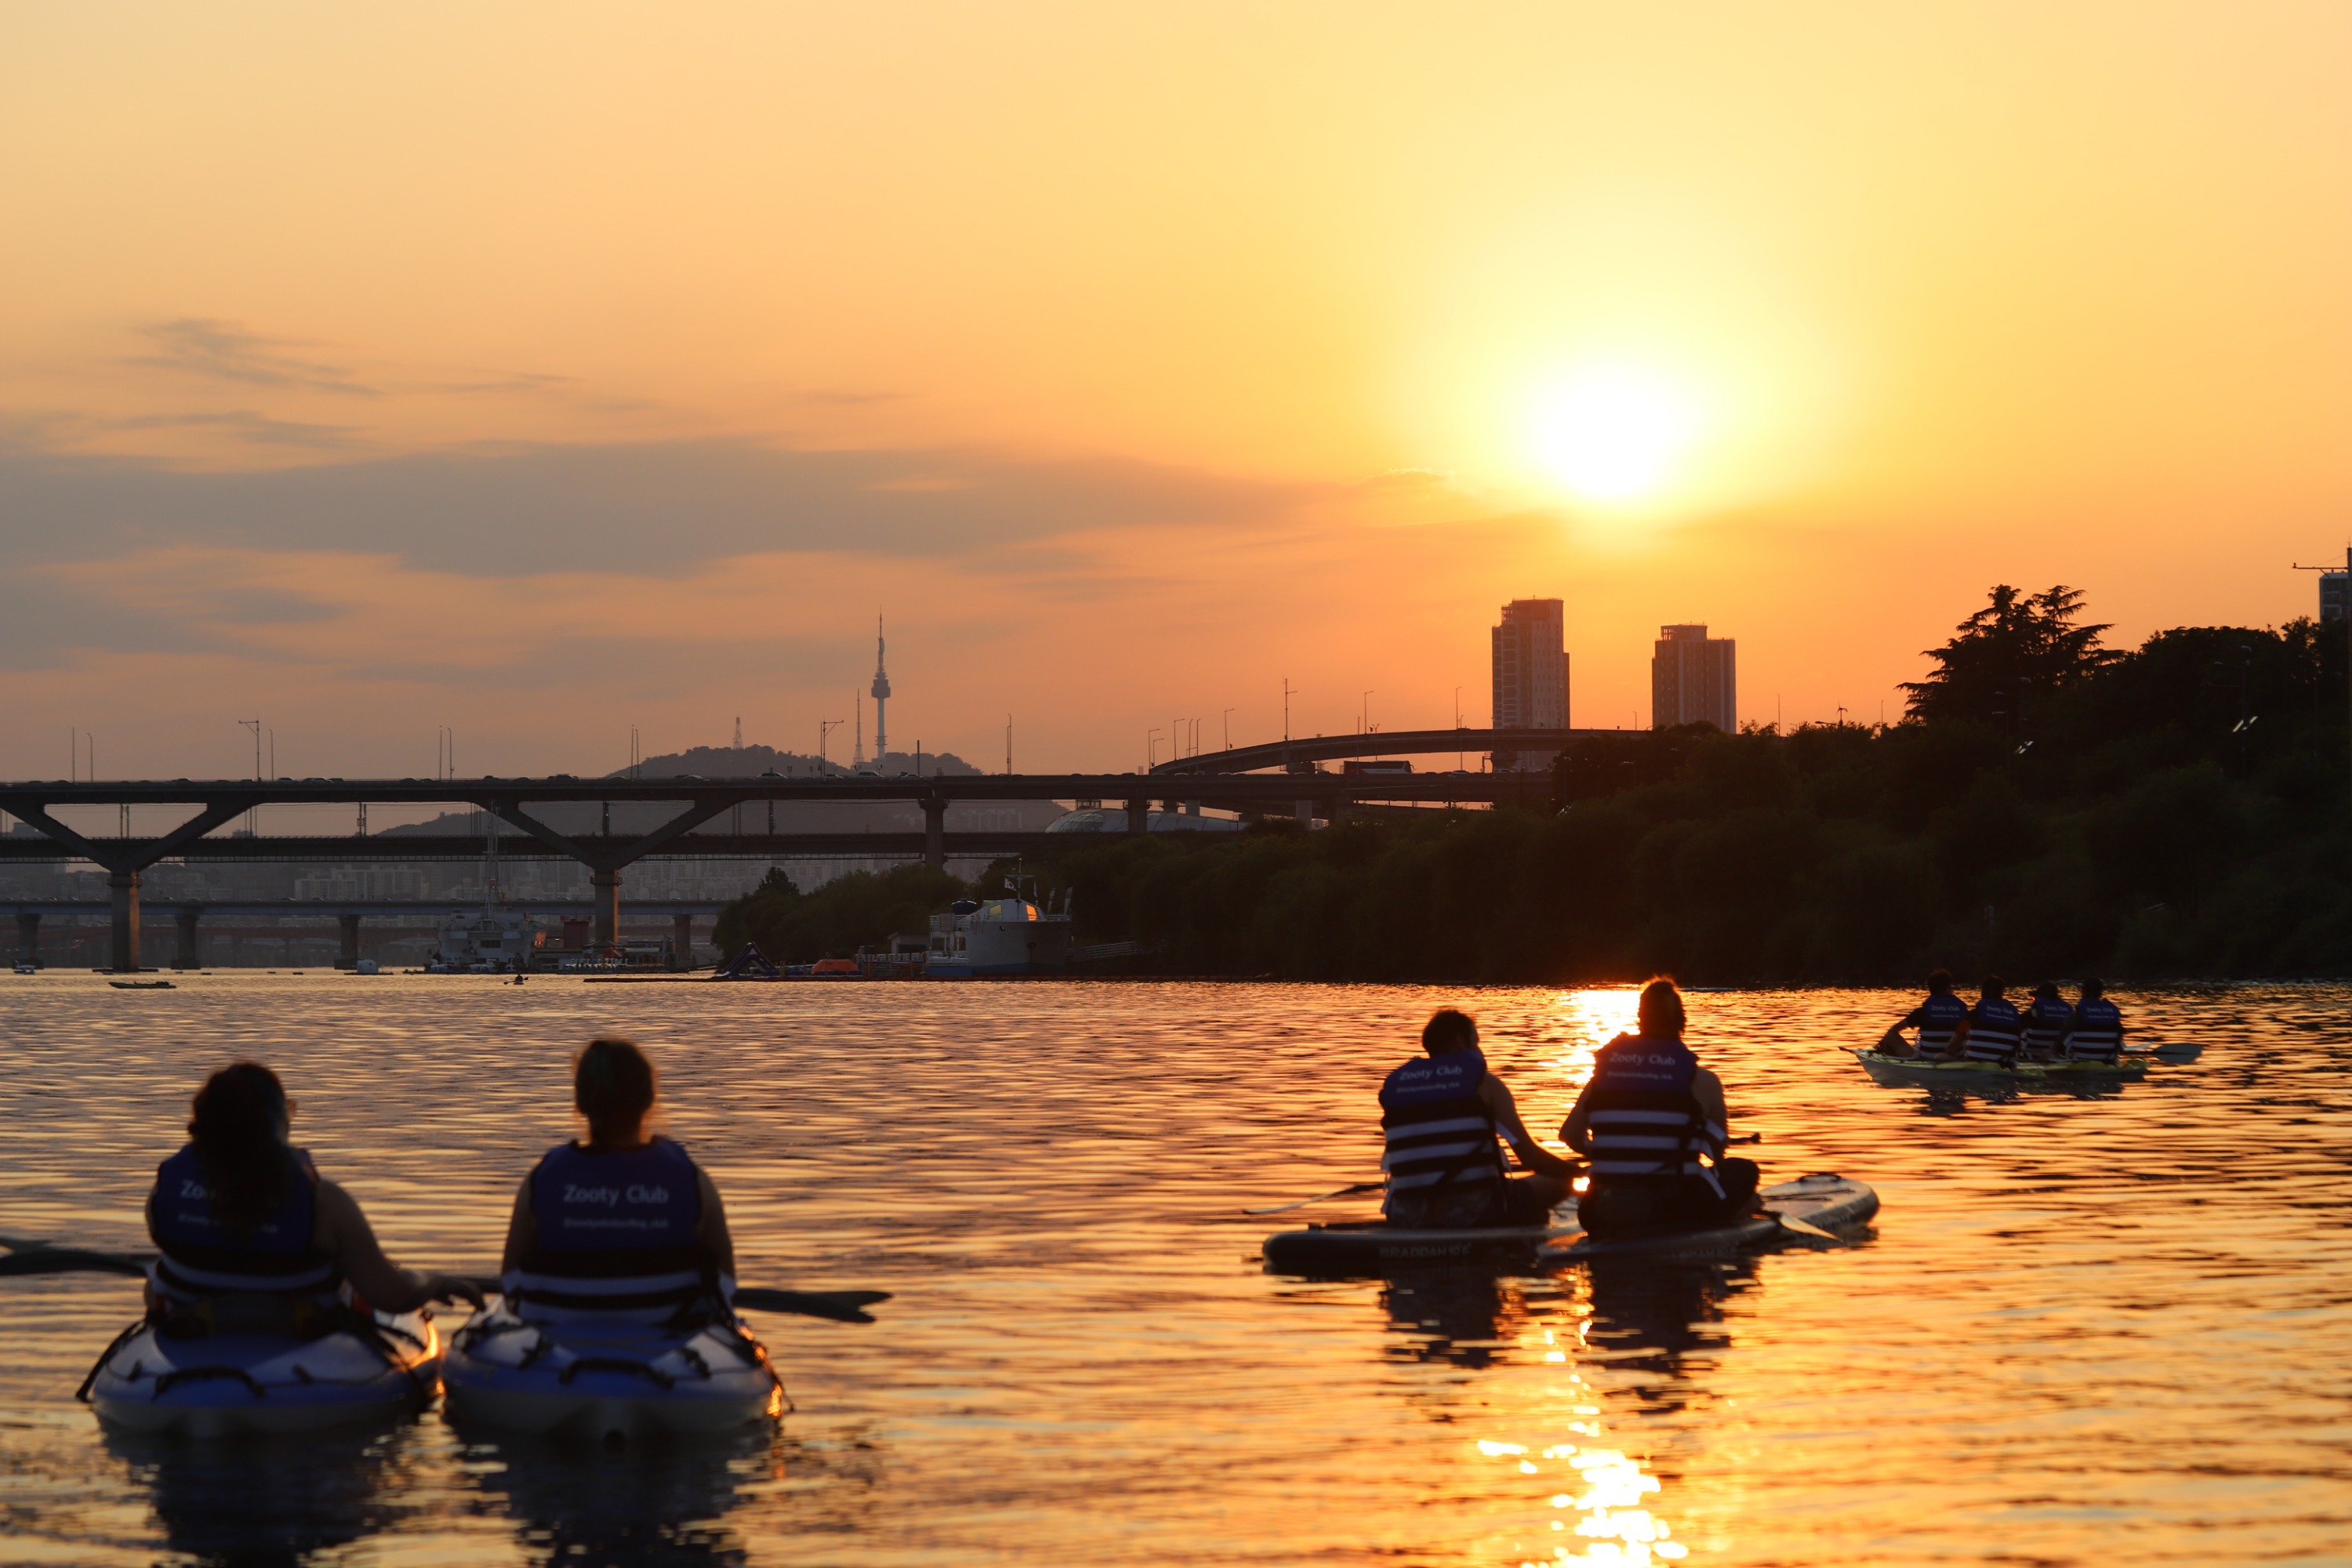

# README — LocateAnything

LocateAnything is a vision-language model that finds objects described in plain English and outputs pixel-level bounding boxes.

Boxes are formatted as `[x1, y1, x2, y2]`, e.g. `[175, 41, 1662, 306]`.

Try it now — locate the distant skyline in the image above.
[4, 4, 2348, 781]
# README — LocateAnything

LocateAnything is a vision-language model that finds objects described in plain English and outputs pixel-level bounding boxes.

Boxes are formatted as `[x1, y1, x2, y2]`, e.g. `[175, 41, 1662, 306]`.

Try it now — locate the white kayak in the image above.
[442, 1303, 782, 1440]
[82, 1310, 441, 1436]
[1263, 1174, 1878, 1277]
[1851, 1048, 2147, 1091]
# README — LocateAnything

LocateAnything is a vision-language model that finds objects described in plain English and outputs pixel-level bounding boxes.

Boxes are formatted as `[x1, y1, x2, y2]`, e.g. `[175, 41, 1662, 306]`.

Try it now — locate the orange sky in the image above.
[4, 3, 2349, 781]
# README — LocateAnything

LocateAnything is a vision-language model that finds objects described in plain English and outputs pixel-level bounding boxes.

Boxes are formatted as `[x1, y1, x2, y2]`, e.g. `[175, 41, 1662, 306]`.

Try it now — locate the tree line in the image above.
[717, 587, 2350, 983]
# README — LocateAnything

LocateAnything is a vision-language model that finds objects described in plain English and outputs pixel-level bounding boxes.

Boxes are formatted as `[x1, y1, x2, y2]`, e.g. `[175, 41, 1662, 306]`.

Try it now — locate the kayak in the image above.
[1540, 1174, 1878, 1264]
[1262, 1174, 1878, 1277]
[441, 1303, 783, 1440]
[82, 1310, 441, 1436]
[1851, 1048, 2148, 1090]
[1261, 1216, 1580, 1276]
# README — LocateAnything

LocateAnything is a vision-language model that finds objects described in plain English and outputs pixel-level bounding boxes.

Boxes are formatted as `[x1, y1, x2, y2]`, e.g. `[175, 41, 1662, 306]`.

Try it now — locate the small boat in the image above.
[441, 1304, 782, 1441]
[82, 1310, 441, 1437]
[1851, 1048, 2147, 1090]
[12, 962, 35, 975]
[924, 882, 1073, 978]
[1262, 1174, 1877, 1277]
[107, 979, 176, 990]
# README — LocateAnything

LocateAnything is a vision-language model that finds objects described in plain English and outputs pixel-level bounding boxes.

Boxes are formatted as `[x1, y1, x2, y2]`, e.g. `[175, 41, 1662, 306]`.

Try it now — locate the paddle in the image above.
[1244, 1181, 1386, 1217]
[1773, 1214, 1838, 1240]
[0, 1237, 889, 1324]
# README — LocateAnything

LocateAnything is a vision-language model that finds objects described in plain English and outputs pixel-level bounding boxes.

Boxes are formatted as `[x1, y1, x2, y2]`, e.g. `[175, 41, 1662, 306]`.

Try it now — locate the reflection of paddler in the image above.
[103, 1422, 398, 1563]
[1560, 979, 1759, 1236]
[1378, 1009, 1578, 1229]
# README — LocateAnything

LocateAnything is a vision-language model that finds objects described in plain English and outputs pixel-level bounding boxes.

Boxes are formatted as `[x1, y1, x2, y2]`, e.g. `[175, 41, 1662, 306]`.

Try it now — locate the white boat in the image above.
[442, 1305, 781, 1439]
[426, 909, 543, 974]
[924, 888, 1073, 978]
[84, 1310, 441, 1436]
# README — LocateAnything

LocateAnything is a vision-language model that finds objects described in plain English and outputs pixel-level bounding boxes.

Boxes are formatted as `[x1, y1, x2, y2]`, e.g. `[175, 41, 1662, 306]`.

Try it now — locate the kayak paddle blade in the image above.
[732, 1287, 891, 1323]
[1774, 1214, 1838, 1241]
[0, 1247, 150, 1279]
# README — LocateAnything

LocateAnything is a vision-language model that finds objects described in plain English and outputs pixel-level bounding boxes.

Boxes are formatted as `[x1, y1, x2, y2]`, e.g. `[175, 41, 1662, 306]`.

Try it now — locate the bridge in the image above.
[0, 769, 1548, 970]
[1150, 727, 1606, 775]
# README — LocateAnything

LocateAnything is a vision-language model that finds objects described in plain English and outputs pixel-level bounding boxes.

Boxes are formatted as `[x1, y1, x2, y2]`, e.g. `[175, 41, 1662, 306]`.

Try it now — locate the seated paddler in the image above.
[2020, 981, 2073, 1062]
[147, 1061, 481, 1335]
[1560, 979, 1758, 1236]
[500, 1036, 738, 1323]
[1876, 969, 1970, 1060]
[1379, 1008, 1578, 1229]
[2067, 979, 2125, 1063]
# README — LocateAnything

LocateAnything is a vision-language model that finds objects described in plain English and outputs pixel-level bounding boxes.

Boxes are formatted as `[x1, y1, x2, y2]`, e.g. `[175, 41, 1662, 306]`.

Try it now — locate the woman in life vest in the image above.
[2067, 978, 2125, 1063]
[1559, 979, 1758, 1236]
[147, 1062, 481, 1335]
[499, 1036, 737, 1323]
[1875, 970, 1971, 1060]
[1379, 1008, 1579, 1229]
[2020, 981, 2074, 1062]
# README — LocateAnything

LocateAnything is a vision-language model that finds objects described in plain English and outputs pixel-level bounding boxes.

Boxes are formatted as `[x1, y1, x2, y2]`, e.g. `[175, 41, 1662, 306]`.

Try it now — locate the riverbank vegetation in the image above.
[717, 588, 2350, 982]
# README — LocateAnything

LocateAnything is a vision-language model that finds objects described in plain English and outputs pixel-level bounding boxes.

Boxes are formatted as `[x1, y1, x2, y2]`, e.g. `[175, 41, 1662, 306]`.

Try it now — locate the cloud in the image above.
[125, 318, 380, 398]
[0, 436, 1309, 576]
[106, 409, 364, 449]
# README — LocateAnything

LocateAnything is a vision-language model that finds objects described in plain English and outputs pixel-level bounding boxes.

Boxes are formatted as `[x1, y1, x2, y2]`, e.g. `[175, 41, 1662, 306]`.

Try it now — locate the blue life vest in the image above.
[147, 1144, 338, 1304]
[1965, 996, 2023, 1064]
[2069, 997, 2123, 1062]
[2022, 996, 2073, 1057]
[1581, 1035, 1723, 1196]
[1916, 993, 1969, 1058]
[1379, 1048, 1504, 1213]
[506, 1138, 712, 1322]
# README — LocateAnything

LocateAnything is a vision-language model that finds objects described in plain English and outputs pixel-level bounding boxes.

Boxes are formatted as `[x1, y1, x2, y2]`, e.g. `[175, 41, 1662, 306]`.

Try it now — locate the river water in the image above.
[0, 975, 2345, 1566]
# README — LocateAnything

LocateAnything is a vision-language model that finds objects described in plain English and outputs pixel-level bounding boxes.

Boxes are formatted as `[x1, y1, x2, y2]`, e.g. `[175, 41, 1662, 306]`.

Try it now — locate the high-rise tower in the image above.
[870, 614, 891, 764]
[1490, 598, 1570, 771]
[1651, 624, 1737, 732]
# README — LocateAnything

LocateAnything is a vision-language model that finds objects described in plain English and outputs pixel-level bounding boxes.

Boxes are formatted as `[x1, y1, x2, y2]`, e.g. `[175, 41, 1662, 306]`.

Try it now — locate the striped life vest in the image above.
[1965, 997, 2023, 1064]
[1916, 993, 1969, 1060]
[147, 1145, 339, 1310]
[2068, 998, 2123, 1062]
[505, 1138, 713, 1323]
[1379, 1048, 1504, 1214]
[1583, 1036, 1723, 1198]
[2022, 996, 2073, 1058]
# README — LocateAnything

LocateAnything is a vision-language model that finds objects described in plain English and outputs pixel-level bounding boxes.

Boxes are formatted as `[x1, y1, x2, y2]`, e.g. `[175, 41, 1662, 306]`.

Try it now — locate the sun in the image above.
[1528, 365, 1703, 505]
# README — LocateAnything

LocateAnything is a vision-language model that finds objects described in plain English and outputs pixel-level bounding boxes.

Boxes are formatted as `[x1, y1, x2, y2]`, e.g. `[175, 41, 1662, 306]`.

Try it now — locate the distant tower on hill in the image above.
[871, 614, 892, 764]
[1652, 624, 1737, 732]
[1491, 598, 1569, 771]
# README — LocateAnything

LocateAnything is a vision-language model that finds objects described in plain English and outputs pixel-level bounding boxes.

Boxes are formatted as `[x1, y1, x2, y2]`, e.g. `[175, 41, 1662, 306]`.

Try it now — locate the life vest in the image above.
[504, 1138, 713, 1323]
[2069, 998, 2123, 1062]
[1379, 1048, 1504, 1215]
[1916, 993, 1969, 1059]
[2021, 996, 2073, 1058]
[1964, 997, 2023, 1064]
[146, 1145, 340, 1316]
[1581, 1035, 1723, 1198]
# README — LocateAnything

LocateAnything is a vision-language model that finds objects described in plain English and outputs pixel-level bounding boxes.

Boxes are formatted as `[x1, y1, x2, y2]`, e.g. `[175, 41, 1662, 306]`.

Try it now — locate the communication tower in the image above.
[871, 614, 891, 765]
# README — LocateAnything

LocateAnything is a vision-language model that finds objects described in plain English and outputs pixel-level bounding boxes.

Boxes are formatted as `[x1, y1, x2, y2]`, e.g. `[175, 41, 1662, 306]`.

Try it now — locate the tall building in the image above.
[871, 615, 892, 761]
[1491, 599, 1569, 771]
[1652, 625, 1737, 732]
[2322, 570, 2347, 624]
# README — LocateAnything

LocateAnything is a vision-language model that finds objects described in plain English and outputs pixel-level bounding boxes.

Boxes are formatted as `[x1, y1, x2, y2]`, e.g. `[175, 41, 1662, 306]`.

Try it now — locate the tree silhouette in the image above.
[1901, 584, 2116, 730]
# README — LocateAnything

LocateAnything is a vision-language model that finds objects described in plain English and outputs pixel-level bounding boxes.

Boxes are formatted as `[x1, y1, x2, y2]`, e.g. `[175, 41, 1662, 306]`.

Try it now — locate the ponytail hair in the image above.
[187, 1062, 296, 1233]
[575, 1036, 658, 1145]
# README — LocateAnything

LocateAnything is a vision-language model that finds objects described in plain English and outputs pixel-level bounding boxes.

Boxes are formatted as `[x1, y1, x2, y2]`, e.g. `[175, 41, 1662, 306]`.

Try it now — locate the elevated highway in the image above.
[0, 771, 1546, 968]
[1149, 726, 1606, 775]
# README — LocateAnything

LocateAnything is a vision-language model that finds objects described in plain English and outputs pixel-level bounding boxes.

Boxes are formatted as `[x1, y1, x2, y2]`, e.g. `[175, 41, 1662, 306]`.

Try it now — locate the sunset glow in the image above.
[1529, 366, 1704, 507]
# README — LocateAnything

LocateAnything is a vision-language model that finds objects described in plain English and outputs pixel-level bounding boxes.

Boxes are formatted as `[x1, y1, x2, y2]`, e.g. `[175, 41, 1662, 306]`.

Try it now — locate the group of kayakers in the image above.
[1381, 978, 1758, 1241]
[1875, 971, 2125, 1065]
[147, 1037, 731, 1341]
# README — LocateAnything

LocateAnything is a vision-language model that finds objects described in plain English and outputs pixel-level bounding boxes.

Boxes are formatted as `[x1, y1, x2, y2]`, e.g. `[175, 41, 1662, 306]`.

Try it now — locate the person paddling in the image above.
[1877, 970, 1970, 1060]
[2020, 982, 2073, 1062]
[499, 1036, 738, 1322]
[1561, 979, 1757, 1235]
[147, 1062, 480, 1335]
[1379, 1008, 1578, 1229]
[1962, 975, 2024, 1065]
[2067, 979, 2125, 1063]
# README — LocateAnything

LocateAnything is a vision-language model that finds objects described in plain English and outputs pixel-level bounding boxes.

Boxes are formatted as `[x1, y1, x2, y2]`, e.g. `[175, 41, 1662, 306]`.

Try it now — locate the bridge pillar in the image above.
[1125, 798, 1149, 836]
[336, 914, 362, 971]
[672, 913, 695, 970]
[592, 869, 621, 948]
[108, 869, 141, 972]
[16, 911, 38, 970]
[1294, 797, 1316, 828]
[924, 797, 946, 870]
[173, 909, 202, 970]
